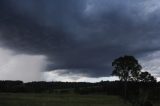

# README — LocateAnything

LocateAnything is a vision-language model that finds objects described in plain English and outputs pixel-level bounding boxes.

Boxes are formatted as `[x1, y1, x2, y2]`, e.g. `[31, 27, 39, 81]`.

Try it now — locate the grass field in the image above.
[0, 93, 159, 106]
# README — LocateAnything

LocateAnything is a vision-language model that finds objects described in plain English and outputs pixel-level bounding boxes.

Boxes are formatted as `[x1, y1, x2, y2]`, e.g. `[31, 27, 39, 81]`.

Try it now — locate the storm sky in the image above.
[0, 0, 160, 82]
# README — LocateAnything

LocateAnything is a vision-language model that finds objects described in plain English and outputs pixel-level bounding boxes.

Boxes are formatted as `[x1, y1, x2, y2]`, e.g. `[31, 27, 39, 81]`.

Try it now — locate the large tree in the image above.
[112, 55, 142, 81]
[112, 55, 156, 103]
[112, 55, 156, 82]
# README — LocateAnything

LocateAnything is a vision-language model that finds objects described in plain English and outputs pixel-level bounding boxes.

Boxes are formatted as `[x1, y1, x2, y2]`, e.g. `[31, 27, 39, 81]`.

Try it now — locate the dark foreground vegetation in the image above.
[0, 80, 159, 97]
[0, 80, 159, 106]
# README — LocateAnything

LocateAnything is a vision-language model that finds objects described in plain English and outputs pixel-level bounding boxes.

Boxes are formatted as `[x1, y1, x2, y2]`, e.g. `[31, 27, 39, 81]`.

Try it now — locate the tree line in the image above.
[0, 80, 159, 96]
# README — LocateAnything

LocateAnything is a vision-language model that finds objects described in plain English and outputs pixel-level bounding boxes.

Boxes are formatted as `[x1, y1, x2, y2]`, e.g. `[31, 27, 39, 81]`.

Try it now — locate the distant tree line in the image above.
[0, 80, 159, 98]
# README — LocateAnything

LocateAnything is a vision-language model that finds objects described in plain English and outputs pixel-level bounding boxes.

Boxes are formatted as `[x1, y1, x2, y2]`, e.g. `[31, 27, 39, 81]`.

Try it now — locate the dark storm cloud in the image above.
[0, 0, 160, 77]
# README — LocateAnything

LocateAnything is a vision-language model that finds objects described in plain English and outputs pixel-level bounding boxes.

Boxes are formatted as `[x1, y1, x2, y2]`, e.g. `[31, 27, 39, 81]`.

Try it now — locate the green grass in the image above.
[0, 93, 158, 106]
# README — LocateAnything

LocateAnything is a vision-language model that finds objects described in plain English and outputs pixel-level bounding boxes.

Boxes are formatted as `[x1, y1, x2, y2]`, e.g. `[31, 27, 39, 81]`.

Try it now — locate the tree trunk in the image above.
[124, 81, 127, 99]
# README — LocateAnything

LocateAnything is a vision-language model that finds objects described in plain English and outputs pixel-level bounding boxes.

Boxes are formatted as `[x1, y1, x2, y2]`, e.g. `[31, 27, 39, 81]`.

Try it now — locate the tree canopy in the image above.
[139, 71, 156, 82]
[112, 55, 156, 82]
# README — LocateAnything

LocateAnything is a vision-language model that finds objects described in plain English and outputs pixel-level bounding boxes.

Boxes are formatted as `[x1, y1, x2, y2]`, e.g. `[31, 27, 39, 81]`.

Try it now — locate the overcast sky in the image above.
[0, 0, 160, 82]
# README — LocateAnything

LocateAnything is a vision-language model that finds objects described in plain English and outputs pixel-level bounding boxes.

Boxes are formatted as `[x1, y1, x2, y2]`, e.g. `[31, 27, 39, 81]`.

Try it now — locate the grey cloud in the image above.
[0, 0, 160, 77]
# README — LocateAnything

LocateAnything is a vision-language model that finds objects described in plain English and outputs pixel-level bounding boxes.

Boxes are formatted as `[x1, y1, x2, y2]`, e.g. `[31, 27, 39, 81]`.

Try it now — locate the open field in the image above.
[0, 93, 127, 106]
[0, 93, 159, 106]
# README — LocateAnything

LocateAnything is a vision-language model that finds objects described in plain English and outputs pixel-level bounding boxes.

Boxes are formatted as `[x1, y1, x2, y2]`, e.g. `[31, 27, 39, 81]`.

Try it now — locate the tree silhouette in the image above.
[139, 71, 156, 82]
[112, 55, 157, 104]
[111, 55, 142, 99]
[112, 55, 142, 81]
